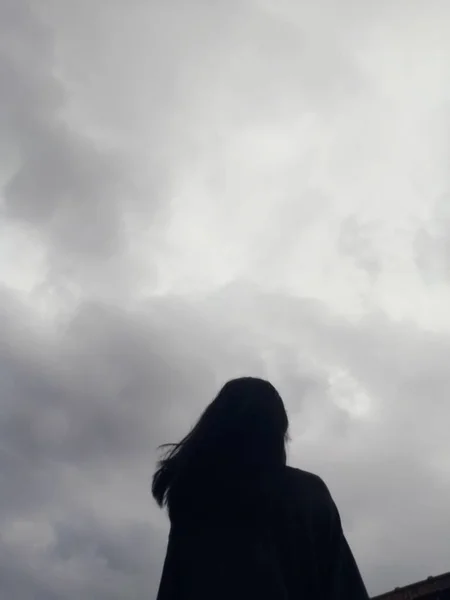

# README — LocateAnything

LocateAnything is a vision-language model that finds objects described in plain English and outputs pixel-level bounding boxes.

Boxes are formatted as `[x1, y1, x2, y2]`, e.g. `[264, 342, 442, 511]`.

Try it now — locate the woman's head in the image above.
[152, 377, 289, 508]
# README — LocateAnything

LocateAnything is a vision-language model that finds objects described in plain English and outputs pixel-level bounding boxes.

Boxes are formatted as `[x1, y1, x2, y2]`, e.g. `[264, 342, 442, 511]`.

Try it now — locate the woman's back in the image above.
[156, 466, 369, 600]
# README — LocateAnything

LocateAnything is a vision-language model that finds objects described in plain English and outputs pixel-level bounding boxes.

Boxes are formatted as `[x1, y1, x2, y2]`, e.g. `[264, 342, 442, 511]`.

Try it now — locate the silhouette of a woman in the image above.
[153, 377, 369, 599]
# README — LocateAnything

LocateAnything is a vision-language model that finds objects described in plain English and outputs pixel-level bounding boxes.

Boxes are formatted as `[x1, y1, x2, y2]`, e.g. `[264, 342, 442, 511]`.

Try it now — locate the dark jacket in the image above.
[156, 466, 369, 600]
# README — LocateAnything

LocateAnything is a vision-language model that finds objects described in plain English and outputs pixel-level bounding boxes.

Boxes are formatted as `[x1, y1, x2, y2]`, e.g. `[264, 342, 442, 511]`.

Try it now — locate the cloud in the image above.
[198, 285, 450, 593]
[0, 282, 277, 597]
[3, 277, 450, 597]
[1, 1, 125, 256]
[338, 216, 383, 280]
[1, 511, 162, 600]
[414, 193, 450, 284]
[2, 0, 450, 598]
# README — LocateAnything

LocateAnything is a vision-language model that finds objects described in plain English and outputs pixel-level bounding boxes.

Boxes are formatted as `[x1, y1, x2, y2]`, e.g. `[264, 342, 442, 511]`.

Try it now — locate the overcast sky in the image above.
[1, 0, 450, 597]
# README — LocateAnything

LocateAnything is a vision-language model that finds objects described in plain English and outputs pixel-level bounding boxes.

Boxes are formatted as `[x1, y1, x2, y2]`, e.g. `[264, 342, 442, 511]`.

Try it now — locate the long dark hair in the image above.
[152, 377, 289, 510]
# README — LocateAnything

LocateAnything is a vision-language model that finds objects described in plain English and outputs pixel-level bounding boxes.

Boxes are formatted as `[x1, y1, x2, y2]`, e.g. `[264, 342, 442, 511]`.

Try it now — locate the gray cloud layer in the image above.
[2, 1, 450, 598]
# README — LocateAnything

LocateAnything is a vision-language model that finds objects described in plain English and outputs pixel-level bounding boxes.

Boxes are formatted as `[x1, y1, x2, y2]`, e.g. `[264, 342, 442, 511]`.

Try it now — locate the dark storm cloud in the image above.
[0, 284, 278, 598]
[51, 512, 155, 576]
[0, 290, 207, 513]
[195, 283, 450, 594]
[0, 511, 164, 600]
[0, 0, 128, 262]
[2, 1, 450, 599]
[0, 291, 193, 596]
[3, 276, 450, 597]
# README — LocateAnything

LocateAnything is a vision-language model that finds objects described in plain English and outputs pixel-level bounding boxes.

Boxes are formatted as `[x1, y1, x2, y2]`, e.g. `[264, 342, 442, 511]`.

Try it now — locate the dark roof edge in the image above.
[372, 570, 450, 599]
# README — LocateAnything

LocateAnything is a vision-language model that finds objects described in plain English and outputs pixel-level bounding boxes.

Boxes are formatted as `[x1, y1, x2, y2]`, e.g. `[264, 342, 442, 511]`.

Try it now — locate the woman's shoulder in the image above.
[283, 466, 330, 497]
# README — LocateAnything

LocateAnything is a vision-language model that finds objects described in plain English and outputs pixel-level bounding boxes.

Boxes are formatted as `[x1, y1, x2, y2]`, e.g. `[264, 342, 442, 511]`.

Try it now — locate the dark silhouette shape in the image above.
[152, 377, 369, 599]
